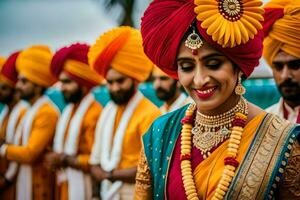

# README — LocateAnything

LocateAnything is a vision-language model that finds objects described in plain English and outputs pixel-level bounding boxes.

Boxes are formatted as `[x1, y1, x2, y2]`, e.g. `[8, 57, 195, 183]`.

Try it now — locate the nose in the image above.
[280, 65, 292, 81]
[110, 82, 121, 92]
[193, 65, 208, 87]
[15, 80, 22, 91]
[60, 83, 67, 92]
[153, 78, 160, 90]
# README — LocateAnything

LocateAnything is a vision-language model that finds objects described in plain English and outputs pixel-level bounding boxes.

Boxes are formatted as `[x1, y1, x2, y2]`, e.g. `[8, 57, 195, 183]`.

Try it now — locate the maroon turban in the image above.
[141, 0, 264, 78]
[51, 43, 102, 89]
[1, 52, 20, 86]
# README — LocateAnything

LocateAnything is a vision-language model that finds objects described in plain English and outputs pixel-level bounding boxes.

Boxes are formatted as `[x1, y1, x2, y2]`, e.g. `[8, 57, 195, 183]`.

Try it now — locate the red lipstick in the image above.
[194, 86, 217, 99]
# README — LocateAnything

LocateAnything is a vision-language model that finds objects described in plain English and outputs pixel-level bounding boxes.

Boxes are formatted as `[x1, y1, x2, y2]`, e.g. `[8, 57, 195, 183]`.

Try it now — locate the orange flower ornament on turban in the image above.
[0, 52, 20, 87]
[88, 26, 153, 82]
[141, 0, 265, 79]
[51, 43, 103, 89]
[16, 45, 56, 87]
[263, 0, 300, 66]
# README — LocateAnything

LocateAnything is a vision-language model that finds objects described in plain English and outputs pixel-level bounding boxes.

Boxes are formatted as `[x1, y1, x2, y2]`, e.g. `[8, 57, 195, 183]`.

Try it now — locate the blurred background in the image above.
[0, 0, 280, 109]
[0, 0, 151, 56]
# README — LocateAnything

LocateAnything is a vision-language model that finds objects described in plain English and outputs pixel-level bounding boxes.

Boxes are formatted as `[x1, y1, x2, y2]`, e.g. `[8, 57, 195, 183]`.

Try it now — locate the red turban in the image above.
[51, 43, 103, 89]
[141, 0, 264, 79]
[0, 52, 20, 86]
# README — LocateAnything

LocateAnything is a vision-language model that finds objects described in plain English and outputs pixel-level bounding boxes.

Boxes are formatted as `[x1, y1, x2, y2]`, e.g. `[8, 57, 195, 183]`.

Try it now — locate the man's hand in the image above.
[43, 152, 65, 170]
[0, 175, 11, 189]
[0, 176, 6, 189]
[90, 165, 111, 182]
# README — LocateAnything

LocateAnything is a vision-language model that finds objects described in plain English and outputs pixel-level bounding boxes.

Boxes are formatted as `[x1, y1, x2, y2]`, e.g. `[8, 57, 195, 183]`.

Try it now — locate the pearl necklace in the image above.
[180, 100, 248, 200]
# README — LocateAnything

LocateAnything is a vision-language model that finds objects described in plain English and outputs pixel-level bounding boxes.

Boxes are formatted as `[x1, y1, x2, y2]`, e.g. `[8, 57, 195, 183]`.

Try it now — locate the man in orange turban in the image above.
[0, 52, 29, 200]
[0, 45, 60, 200]
[264, 0, 300, 124]
[88, 26, 161, 199]
[44, 43, 103, 200]
[152, 65, 190, 114]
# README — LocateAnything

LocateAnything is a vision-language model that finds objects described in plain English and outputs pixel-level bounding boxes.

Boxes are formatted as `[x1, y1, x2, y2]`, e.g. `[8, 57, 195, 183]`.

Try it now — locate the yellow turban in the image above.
[88, 26, 153, 82]
[263, 0, 300, 66]
[16, 45, 56, 87]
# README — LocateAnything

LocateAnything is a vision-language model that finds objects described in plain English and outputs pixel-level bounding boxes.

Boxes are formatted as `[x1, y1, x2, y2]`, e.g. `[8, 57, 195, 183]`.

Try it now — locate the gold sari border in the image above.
[225, 114, 297, 199]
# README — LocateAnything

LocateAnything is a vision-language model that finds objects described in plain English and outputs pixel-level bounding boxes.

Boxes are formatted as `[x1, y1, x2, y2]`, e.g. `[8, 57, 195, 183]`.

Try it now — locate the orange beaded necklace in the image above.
[180, 100, 248, 200]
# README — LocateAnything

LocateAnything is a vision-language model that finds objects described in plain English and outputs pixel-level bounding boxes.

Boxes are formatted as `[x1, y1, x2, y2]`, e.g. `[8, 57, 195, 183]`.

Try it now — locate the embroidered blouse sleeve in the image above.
[278, 140, 300, 199]
[134, 148, 152, 200]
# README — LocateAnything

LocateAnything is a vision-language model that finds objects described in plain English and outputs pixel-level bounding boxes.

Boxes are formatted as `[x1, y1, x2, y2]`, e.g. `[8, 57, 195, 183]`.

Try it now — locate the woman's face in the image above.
[177, 41, 239, 114]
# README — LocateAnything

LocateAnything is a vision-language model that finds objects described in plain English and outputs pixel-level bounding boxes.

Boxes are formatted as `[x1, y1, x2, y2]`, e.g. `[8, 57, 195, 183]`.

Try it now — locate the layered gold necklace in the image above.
[192, 97, 247, 158]
[180, 97, 248, 200]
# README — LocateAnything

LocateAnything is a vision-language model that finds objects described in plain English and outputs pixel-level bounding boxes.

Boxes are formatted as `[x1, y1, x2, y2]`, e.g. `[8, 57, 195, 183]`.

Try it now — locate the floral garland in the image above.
[180, 103, 248, 200]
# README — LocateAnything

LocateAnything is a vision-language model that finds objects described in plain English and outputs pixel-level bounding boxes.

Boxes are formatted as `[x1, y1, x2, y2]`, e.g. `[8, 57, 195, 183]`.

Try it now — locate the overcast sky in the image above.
[0, 0, 118, 56]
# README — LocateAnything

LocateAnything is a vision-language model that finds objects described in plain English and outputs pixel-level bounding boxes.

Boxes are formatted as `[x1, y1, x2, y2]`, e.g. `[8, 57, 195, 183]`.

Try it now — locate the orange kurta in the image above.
[58, 100, 102, 200]
[114, 97, 161, 169]
[5, 102, 59, 200]
[0, 105, 27, 200]
[194, 112, 266, 199]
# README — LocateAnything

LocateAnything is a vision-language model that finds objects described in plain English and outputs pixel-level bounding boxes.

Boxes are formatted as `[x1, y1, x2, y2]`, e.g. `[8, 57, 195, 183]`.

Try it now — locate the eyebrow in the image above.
[272, 59, 300, 64]
[177, 53, 224, 62]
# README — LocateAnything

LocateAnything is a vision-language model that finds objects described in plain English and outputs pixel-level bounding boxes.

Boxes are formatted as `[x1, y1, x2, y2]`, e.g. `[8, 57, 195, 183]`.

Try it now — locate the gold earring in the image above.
[235, 72, 245, 95]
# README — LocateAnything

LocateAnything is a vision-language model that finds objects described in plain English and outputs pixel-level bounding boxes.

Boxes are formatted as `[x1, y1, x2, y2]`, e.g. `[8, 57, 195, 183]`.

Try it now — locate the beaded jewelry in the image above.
[180, 97, 248, 200]
[192, 97, 247, 158]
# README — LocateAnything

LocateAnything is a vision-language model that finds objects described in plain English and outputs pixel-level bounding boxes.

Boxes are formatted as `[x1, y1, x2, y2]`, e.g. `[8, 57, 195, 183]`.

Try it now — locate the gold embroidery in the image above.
[226, 115, 294, 199]
[278, 141, 300, 199]
[134, 149, 152, 200]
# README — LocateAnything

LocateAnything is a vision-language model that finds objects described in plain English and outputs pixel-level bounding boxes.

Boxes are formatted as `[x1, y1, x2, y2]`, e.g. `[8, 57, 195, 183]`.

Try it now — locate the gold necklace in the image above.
[192, 97, 247, 158]
[180, 100, 248, 200]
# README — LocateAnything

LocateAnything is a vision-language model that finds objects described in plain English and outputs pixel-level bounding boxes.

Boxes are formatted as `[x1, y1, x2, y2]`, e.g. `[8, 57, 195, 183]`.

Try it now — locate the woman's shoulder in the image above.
[143, 105, 189, 140]
[152, 104, 189, 127]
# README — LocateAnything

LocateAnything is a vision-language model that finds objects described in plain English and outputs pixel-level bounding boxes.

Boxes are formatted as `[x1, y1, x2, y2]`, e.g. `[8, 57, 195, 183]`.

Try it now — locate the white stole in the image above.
[5, 101, 29, 143]
[90, 91, 143, 200]
[16, 96, 55, 200]
[160, 93, 187, 114]
[53, 93, 94, 200]
[4, 101, 29, 182]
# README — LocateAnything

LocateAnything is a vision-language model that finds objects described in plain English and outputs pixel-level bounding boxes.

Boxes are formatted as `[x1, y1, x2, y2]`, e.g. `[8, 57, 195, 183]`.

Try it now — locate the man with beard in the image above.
[44, 43, 103, 200]
[0, 45, 60, 200]
[0, 52, 29, 199]
[153, 66, 189, 114]
[88, 26, 161, 199]
[264, 0, 300, 123]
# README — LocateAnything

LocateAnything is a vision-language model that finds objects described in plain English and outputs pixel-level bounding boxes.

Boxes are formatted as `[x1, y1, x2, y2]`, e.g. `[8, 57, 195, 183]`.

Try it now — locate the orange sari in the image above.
[193, 113, 266, 199]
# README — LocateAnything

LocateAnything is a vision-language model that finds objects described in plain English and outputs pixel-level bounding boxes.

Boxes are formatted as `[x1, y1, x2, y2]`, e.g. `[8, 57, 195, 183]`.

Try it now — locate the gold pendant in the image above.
[192, 127, 230, 158]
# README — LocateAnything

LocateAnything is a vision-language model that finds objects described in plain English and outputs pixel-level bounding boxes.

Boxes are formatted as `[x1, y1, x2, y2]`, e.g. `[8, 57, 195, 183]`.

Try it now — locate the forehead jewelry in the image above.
[184, 29, 203, 55]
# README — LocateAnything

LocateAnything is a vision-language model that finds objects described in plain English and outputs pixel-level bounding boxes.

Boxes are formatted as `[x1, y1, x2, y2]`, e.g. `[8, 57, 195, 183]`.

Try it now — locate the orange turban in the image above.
[51, 43, 103, 89]
[16, 45, 56, 87]
[0, 57, 5, 68]
[0, 52, 20, 87]
[153, 65, 169, 77]
[263, 0, 300, 66]
[88, 26, 153, 82]
[0, 57, 5, 74]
